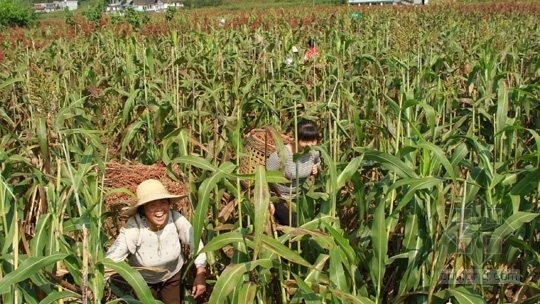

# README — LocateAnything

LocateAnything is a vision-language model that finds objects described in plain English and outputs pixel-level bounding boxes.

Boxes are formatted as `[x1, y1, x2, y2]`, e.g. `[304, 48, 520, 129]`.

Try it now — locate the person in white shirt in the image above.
[106, 179, 207, 303]
[266, 119, 321, 227]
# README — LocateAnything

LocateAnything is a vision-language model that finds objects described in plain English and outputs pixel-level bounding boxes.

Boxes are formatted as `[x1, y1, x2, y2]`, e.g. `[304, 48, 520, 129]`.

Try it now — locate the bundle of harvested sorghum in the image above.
[103, 161, 191, 238]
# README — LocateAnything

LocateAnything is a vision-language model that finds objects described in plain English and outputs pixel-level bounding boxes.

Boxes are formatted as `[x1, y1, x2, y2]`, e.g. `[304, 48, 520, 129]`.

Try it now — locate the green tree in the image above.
[123, 7, 150, 29]
[165, 6, 176, 22]
[184, 0, 224, 9]
[0, 0, 36, 28]
[82, 0, 105, 24]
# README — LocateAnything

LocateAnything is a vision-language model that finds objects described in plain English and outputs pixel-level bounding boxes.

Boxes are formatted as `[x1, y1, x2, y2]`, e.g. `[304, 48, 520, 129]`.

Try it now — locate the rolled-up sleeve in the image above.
[193, 240, 207, 268]
[106, 226, 130, 262]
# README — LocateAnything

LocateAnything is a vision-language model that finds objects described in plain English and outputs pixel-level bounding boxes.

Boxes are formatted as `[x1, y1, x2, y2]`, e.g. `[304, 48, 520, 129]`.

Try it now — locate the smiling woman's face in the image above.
[143, 199, 170, 231]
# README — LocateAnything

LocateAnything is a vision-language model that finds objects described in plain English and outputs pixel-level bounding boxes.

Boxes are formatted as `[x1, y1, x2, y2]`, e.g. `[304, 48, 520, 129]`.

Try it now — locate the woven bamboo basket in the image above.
[238, 128, 292, 179]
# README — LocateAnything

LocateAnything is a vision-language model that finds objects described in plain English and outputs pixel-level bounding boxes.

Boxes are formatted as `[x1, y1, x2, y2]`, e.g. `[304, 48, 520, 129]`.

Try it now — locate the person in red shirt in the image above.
[303, 38, 320, 63]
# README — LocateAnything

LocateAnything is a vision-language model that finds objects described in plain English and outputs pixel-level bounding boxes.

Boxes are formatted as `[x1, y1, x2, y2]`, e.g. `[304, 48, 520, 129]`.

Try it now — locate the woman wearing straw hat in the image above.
[106, 179, 207, 303]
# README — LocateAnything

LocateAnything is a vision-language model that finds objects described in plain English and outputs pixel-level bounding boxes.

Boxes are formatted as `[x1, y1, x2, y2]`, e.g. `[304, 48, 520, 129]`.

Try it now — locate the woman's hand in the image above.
[191, 267, 207, 299]
[311, 164, 318, 175]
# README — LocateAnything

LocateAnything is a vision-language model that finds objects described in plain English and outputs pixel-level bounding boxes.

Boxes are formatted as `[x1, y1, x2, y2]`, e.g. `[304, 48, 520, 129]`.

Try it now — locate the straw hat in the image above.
[124, 179, 186, 216]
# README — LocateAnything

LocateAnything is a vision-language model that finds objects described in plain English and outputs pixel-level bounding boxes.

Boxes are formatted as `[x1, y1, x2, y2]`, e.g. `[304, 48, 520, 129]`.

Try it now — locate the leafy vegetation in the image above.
[0, 0, 36, 28]
[82, 0, 105, 23]
[0, 1, 539, 303]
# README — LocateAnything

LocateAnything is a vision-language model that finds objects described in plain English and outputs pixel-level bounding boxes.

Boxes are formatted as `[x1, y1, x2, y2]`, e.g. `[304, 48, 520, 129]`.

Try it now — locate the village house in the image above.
[105, 1, 125, 14]
[34, 0, 78, 12]
[62, 0, 78, 10]
[129, 0, 184, 12]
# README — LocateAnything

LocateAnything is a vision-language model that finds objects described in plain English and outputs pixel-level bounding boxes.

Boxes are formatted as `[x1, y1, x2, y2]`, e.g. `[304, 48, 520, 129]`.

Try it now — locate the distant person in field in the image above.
[106, 179, 207, 303]
[303, 38, 320, 63]
[266, 119, 321, 227]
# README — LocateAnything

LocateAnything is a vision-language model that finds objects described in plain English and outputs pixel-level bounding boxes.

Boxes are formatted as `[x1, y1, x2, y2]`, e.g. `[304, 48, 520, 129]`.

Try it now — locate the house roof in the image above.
[131, 0, 155, 5]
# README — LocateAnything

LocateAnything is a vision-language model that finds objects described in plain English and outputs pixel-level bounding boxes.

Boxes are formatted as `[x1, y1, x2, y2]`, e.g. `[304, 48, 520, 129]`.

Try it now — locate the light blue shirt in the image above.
[266, 144, 320, 199]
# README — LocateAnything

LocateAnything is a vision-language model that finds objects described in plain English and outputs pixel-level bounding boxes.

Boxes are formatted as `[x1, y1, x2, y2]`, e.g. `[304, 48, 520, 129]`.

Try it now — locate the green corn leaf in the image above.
[317, 146, 337, 216]
[291, 273, 322, 304]
[0, 253, 68, 293]
[321, 220, 356, 265]
[386, 252, 409, 265]
[510, 169, 540, 196]
[236, 282, 258, 304]
[38, 290, 81, 304]
[398, 203, 422, 294]
[1, 206, 17, 255]
[120, 120, 146, 156]
[304, 254, 329, 285]
[175, 155, 219, 172]
[241, 76, 259, 97]
[208, 259, 273, 304]
[417, 141, 456, 181]
[177, 129, 190, 157]
[19, 286, 40, 304]
[329, 247, 350, 292]
[101, 259, 161, 304]
[280, 225, 334, 250]
[391, 176, 442, 214]
[329, 285, 375, 304]
[487, 212, 539, 260]
[0, 77, 23, 91]
[194, 161, 236, 254]
[420, 102, 436, 132]
[437, 286, 484, 304]
[299, 215, 335, 230]
[121, 89, 141, 124]
[369, 201, 387, 300]
[450, 143, 469, 168]
[28, 272, 54, 296]
[336, 156, 363, 190]
[402, 213, 419, 251]
[364, 150, 417, 179]
[260, 234, 313, 268]
[495, 81, 509, 141]
[30, 213, 52, 258]
[54, 98, 85, 127]
[201, 230, 253, 253]
[36, 116, 50, 171]
[145, 47, 155, 77]
[242, 170, 289, 184]
[468, 139, 494, 185]
[252, 166, 270, 260]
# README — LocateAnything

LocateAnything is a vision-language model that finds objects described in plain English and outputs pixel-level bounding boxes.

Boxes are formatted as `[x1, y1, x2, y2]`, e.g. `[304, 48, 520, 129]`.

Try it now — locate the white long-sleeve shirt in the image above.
[266, 144, 321, 199]
[106, 210, 206, 284]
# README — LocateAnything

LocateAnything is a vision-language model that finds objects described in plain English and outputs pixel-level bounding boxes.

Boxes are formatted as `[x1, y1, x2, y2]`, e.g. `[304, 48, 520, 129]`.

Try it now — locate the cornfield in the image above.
[0, 1, 539, 303]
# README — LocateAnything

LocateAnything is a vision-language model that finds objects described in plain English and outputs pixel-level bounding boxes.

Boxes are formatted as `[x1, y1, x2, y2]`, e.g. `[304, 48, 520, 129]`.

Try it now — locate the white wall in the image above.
[61, 1, 78, 11]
